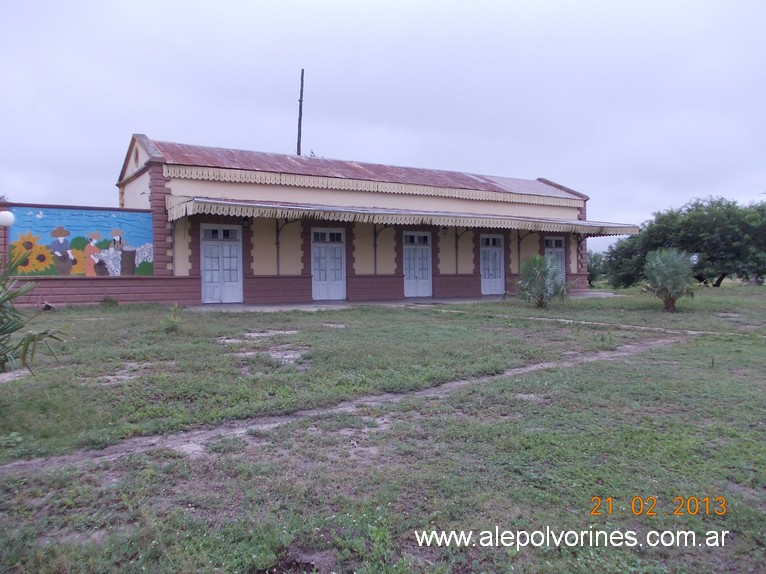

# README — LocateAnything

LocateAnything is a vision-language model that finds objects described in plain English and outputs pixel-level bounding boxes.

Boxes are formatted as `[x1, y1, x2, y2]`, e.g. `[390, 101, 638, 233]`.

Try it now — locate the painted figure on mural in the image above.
[84, 231, 102, 277]
[110, 228, 124, 251]
[49, 226, 74, 275]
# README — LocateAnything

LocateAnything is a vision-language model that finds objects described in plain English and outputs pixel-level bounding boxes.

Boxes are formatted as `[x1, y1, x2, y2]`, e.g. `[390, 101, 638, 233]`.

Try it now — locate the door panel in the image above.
[312, 229, 346, 300]
[544, 237, 565, 283]
[202, 243, 221, 303]
[201, 226, 243, 304]
[403, 232, 432, 297]
[220, 243, 241, 302]
[480, 235, 504, 295]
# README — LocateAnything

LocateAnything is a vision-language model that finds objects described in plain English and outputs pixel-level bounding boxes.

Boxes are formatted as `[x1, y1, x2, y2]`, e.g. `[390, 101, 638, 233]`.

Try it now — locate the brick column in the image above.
[148, 163, 172, 276]
[300, 221, 312, 276]
[0, 215, 8, 261]
[578, 204, 589, 274]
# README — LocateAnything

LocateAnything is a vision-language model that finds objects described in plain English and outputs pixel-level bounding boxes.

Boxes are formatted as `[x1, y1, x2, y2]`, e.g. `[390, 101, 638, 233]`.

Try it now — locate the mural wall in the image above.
[7, 206, 153, 276]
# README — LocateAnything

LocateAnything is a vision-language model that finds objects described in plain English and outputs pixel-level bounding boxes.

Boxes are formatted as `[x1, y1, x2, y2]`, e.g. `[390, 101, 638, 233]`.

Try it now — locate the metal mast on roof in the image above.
[296, 69, 305, 156]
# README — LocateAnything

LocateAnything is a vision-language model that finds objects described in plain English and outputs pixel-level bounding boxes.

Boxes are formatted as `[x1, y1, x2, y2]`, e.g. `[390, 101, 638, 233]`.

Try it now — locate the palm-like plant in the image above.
[516, 254, 569, 308]
[1, 252, 62, 372]
[642, 248, 695, 312]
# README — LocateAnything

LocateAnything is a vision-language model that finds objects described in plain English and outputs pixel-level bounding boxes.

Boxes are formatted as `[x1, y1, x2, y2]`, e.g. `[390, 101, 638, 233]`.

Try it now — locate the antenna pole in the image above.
[297, 68, 304, 155]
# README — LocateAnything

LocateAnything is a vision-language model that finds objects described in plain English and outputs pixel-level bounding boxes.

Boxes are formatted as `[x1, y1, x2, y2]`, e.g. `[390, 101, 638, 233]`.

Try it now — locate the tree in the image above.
[604, 232, 650, 288]
[642, 248, 695, 312]
[587, 250, 605, 287]
[605, 197, 766, 287]
[516, 254, 569, 308]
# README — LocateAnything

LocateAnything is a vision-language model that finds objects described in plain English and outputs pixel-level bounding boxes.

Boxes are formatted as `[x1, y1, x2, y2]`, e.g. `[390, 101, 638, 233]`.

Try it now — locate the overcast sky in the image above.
[1, 0, 764, 251]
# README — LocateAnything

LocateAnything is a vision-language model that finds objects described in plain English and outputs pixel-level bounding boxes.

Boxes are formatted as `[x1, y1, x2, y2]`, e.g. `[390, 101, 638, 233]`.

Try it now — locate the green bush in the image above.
[516, 254, 569, 308]
[642, 248, 696, 312]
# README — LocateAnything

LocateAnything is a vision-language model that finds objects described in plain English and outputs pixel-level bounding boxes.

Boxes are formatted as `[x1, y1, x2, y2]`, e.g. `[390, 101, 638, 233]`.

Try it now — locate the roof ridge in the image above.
[149, 138, 527, 184]
[144, 136, 584, 201]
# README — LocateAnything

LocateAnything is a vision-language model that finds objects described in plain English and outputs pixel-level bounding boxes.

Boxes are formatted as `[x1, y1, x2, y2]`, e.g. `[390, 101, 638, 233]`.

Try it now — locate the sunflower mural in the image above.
[10, 231, 55, 275]
[5, 206, 154, 276]
[70, 249, 86, 275]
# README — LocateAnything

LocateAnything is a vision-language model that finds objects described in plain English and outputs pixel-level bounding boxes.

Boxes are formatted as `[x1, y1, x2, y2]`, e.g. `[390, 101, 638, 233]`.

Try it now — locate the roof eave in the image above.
[116, 134, 167, 187]
[536, 178, 590, 201]
[166, 196, 638, 236]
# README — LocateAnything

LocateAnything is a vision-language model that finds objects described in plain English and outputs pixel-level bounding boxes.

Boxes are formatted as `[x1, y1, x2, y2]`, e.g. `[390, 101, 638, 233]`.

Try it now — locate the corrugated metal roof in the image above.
[145, 136, 582, 201]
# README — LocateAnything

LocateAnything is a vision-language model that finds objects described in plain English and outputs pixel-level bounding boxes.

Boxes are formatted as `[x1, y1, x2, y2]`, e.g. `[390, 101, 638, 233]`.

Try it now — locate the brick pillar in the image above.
[148, 163, 172, 276]
[0, 224, 7, 262]
[345, 222, 355, 278]
[578, 203, 589, 274]
[189, 216, 200, 277]
[0, 207, 8, 261]
[300, 221, 311, 276]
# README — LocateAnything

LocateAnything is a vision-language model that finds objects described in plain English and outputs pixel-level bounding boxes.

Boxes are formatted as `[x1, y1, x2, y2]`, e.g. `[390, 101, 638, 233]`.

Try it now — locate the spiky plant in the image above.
[0, 252, 62, 372]
[642, 248, 696, 312]
[516, 254, 570, 308]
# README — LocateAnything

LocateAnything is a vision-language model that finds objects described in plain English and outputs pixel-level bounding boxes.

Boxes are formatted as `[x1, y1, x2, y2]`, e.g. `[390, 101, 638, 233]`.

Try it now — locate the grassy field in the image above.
[0, 286, 764, 573]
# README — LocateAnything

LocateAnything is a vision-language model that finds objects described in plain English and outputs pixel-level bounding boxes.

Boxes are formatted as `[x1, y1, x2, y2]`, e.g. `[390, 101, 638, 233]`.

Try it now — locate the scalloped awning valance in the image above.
[166, 195, 639, 237]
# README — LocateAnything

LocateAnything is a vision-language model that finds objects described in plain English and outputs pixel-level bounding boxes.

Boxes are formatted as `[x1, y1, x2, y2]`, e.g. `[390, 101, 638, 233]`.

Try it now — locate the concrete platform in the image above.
[189, 291, 621, 313]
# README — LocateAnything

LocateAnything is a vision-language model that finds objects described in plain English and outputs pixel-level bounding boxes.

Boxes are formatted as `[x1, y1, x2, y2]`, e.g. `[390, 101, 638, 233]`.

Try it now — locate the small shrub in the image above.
[100, 296, 119, 307]
[642, 248, 696, 312]
[516, 254, 570, 308]
[161, 303, 183, 333]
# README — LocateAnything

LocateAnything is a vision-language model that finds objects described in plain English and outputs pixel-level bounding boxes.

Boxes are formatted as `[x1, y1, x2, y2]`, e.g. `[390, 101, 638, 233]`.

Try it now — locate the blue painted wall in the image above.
[7, 206, 153, 276]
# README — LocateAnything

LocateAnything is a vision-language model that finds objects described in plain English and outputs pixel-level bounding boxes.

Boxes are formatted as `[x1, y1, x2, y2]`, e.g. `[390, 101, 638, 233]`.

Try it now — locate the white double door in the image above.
[480, 234, 505, 295]
[544, 237, 566, 282]
[201, 225, 243, 304]
[403, 232, 432, 297]
[312, 228, 346, 300]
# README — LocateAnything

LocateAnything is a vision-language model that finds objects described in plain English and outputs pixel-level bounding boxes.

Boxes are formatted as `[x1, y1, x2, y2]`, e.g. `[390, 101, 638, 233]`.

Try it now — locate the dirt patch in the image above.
[255, 545, 339, 574]
[218, 330, 299, 344]
[717, 312, 740, 319]
[96, 363, 144, 385]
[323, 323, 347, 329]
[95, 360, 175, 386]
[217, 337, 246, 345]
[0, 370, 28, 384]
[521, 316, 762, 338]
[267, 345, 307, 364]
[246, 330, 299, 338]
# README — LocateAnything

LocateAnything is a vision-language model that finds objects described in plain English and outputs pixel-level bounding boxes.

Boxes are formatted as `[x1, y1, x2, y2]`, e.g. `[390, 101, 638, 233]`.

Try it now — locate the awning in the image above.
[166, 195, 639, 236]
